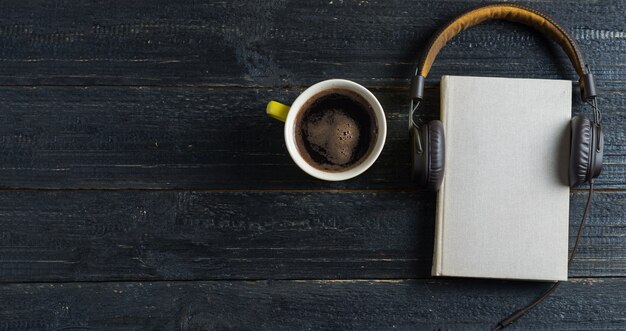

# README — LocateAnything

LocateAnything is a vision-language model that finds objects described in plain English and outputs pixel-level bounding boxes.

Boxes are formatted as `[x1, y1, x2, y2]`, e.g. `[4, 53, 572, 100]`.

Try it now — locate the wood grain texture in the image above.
[0, 86, 623, 189]
[0, 278, 624, 330]
[0, 1, 623, 88]
[0, 190, 622, 282]
[0, 1, 622, 329]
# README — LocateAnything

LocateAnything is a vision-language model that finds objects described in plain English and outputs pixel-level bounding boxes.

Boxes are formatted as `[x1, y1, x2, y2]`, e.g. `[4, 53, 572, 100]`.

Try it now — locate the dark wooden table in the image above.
[0, 1, 624, 330]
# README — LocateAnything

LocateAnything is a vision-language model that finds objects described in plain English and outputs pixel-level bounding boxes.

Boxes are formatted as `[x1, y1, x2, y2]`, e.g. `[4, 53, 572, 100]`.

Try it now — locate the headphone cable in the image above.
[489, 179, 595, 331]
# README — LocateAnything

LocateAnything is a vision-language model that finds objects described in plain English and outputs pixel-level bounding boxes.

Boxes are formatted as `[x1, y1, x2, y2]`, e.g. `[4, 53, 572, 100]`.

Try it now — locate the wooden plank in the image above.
[0, 190, 622, 282]
[0, 1, 623, 87]
[0, 86, 623, 189]
[0, 278, 624, 330]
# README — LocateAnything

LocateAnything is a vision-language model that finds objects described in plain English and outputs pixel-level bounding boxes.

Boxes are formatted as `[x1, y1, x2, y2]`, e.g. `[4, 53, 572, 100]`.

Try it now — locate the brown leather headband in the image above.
[410, 3, 597, 101]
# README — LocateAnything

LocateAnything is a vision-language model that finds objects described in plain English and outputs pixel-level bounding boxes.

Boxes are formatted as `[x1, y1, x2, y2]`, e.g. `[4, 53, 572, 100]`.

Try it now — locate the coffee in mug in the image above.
[295, 89, 378, 172]
[266, 79, 386, 181]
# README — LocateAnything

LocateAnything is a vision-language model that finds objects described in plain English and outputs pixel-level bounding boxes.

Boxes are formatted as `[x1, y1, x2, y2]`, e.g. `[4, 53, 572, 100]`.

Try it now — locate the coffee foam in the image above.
[303, 109, 360, 165]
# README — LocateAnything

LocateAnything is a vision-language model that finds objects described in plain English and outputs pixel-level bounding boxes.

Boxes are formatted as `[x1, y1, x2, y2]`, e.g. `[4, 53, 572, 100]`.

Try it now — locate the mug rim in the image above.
[284, 79, 387, 181]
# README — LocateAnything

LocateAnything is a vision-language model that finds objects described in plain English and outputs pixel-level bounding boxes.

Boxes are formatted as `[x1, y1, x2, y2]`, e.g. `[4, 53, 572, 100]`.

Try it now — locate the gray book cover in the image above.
[433, 75, 571, 281]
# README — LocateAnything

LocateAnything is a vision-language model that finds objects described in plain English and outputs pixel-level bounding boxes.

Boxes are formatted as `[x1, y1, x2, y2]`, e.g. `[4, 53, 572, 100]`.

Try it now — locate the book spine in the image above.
[431, 76, 449, 277]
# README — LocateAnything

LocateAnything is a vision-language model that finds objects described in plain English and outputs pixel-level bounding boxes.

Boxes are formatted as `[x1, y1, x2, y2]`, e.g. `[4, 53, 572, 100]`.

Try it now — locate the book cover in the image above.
[432, 75, 571, 281]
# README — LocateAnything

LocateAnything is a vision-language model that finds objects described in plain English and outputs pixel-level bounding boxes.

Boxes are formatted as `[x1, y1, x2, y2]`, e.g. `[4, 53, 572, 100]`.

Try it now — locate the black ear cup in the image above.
[426, 121, 445, 190]
[569, 116, 603, 187]
[591, 122, 604, 179]
[411, 120, 445, 190]
[410, 125, 424, 183]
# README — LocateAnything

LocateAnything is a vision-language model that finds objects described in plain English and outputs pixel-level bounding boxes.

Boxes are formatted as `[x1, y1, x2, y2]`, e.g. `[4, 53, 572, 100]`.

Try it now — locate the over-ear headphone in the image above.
[409, 3, 603, 191]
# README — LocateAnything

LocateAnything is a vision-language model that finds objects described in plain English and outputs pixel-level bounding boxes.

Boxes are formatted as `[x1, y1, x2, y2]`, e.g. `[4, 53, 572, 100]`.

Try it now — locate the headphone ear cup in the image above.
[410, 125, 426, 183]
[410, 121, 445, 190]
[569, 116, 593, 186]
[426, 120, 445, 191]
[590, 122, 604, 179]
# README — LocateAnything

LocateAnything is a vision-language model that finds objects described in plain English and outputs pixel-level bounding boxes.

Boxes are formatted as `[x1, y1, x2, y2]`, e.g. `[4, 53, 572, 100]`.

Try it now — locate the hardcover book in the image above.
[432, 75, 571, 281]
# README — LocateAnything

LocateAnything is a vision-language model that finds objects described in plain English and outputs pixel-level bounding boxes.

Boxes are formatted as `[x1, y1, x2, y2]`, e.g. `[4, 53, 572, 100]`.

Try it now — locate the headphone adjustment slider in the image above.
[580, 72, 597, 102]
[410, 75, 425, 101]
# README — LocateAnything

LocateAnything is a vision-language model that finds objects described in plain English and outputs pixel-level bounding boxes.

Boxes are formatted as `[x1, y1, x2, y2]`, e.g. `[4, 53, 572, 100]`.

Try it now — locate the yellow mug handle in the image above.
[266, 100, 291, 122]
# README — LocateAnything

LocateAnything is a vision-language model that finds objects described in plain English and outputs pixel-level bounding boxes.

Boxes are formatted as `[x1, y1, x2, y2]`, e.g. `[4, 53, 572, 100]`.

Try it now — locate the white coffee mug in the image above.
[266, 79, 387, 181]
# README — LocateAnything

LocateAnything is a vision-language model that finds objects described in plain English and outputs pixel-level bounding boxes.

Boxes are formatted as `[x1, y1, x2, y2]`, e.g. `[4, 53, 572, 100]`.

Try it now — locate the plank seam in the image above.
[0, 276, 622, 285]
[0, 187, 618, 193]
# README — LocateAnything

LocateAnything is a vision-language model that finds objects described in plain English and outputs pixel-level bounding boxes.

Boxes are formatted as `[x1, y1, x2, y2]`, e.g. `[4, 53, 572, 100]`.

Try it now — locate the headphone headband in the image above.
[410, 3, 597, 101]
